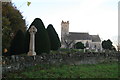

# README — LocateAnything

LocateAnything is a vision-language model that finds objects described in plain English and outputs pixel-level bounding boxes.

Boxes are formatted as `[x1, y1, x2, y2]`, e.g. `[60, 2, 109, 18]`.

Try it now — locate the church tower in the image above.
[61, 20, 69, 37]
[61, 20, 69, 48]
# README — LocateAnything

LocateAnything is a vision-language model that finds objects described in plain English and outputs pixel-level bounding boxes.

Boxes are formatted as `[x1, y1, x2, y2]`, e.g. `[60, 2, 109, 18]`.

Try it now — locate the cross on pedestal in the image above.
[27, 26, 37, 56]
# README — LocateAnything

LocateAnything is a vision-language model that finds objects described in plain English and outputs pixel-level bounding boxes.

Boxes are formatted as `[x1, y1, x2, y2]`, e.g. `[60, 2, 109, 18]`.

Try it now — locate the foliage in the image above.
[27, 2, 31, 6]
[102, 39, 113, 50]
[25, 18, 50, 54]
[46, 24, 61, 50]
[10, 30, 25, 55]
[2, 2, 26, 51]
[2, 17, 11, 51]
[4, 62, 118, 78]
[74, 42, 85, 49]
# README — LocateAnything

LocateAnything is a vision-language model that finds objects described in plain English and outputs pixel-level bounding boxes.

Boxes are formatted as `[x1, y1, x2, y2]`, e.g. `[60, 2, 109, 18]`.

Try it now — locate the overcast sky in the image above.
[12, 0, 119, 46]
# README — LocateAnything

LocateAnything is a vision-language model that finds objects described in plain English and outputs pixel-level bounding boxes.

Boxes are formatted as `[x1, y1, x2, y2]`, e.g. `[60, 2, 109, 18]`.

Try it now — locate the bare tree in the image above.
[63, 34, 74, 48]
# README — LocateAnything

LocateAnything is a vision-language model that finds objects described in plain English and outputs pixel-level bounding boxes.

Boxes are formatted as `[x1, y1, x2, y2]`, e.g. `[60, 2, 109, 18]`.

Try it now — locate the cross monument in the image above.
[27, 26, 37, 56]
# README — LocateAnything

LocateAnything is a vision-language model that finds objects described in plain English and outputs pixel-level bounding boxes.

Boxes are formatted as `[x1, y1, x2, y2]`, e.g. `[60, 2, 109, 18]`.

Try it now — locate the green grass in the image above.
[4, 62, 119, 78]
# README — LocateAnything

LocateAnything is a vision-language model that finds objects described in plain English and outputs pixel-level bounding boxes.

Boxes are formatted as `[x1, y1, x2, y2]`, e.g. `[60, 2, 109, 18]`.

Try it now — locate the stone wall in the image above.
[2, 52, 119, 74]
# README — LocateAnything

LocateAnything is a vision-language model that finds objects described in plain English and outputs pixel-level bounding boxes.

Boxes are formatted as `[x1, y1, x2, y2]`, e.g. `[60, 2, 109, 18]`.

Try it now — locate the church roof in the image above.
[69, 32, 101, 42]
[90, 35, 101, 42]
[69, 32, 91, 40]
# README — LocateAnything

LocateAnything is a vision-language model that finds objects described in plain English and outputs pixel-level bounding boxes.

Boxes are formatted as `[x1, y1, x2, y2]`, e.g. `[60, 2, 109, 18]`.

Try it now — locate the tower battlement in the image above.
[61, 20, 69, 24]
[61, 20, 69, 39]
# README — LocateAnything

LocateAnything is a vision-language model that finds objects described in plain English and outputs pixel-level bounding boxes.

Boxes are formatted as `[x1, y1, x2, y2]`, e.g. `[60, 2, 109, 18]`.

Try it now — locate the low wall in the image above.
[2, 52, 119, 74]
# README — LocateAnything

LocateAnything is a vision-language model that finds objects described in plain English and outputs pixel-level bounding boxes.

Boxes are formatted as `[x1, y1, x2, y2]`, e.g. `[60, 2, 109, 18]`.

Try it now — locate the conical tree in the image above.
[10, 29, 25, 55]
[46, 24, 61, 50]
[25, 18, 50, 54]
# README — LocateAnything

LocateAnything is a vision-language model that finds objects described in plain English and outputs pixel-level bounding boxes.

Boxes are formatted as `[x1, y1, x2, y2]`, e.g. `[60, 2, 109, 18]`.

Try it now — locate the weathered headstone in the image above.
[27, 26, 37, 56]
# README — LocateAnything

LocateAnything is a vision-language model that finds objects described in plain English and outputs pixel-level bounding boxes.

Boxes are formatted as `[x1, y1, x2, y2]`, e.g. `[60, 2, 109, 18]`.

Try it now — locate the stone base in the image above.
[27, 51, 36, 56]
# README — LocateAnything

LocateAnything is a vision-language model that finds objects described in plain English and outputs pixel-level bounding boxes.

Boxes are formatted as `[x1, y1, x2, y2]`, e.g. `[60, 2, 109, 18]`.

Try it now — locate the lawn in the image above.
[3, 62, 119, 78]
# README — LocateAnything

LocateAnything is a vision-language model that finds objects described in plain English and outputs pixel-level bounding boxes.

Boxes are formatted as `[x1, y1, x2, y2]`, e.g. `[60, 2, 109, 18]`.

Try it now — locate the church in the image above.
[61, 20, 102, 52]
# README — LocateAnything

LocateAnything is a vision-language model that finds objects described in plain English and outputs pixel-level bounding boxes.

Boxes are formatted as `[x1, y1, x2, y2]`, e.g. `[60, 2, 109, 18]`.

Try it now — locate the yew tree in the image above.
[10, 30, 25, 55]
[46, 24, 61, 50]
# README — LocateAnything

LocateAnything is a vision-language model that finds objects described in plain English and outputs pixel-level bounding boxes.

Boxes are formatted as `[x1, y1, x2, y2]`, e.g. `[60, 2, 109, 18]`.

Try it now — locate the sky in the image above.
[12, 0, 119, 47]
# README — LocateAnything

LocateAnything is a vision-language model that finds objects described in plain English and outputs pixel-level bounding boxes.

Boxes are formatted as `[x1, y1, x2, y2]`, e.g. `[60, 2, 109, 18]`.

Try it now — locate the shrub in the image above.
[74, 42, 85, 49]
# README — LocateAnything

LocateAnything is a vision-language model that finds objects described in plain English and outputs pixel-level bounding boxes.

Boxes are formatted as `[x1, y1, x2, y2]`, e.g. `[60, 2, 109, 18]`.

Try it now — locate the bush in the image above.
[74, 42, 85, 49]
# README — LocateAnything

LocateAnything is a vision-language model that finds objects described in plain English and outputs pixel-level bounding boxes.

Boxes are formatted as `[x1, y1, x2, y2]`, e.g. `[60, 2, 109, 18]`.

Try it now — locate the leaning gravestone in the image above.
[27, 26, 37, 56]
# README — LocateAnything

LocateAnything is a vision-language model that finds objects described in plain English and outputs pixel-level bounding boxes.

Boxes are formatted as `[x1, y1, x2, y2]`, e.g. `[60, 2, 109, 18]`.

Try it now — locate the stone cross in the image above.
[27, 26, 37, 56]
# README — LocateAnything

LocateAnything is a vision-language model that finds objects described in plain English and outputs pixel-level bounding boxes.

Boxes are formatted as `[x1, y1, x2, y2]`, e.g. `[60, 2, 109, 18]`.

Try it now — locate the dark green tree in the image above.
[10, 30, 25, 55]
[46, 24, 61, 50]
[102, 39, 113, 50]
[2, 17, 11, 51]
[25, 18, 50, 54]
[2, 2, 26, 52]
[74, 42, 85, 49]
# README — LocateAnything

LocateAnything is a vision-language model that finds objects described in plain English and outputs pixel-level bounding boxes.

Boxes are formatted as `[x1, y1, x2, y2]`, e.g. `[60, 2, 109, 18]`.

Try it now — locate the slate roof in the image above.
[90, 35, 101, 42]
[69, 32, 91, 40]
[69, 32, 101, 42]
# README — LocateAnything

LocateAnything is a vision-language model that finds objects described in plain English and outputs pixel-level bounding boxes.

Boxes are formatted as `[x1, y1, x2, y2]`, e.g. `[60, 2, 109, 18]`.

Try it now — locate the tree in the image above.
[46, 24, 61, 50]
[10, 30, 25, 55]
[25, 18, 51, 54]
[2, 2, 26, 52]
[63, 34, 74, 48]
[102, 39, 113, 50]
[2, 17, 11, 51]
[74, 42, 85, 49]
[2, 3, 26, 33]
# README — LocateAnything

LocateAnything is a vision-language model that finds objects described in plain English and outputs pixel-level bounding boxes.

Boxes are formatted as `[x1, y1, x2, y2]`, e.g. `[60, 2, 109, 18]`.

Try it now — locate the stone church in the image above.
[61, 20, 102, 52]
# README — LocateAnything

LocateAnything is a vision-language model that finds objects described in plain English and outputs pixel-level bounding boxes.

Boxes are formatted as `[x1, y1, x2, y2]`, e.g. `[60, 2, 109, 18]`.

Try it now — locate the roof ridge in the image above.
[69, 32, 89, 34]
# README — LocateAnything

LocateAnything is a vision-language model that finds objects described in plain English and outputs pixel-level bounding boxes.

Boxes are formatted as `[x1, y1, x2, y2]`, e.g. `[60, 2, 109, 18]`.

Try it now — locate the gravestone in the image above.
[27, 26, 37, 56]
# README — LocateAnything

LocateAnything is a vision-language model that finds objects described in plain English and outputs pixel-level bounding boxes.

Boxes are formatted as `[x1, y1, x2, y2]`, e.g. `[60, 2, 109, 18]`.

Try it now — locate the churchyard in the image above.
[2, 24, 119, 78]
[2, 3, 120, 79]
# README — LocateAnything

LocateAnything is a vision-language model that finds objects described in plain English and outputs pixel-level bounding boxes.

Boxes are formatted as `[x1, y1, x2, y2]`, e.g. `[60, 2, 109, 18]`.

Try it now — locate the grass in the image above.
[3, 62, 119, 78]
